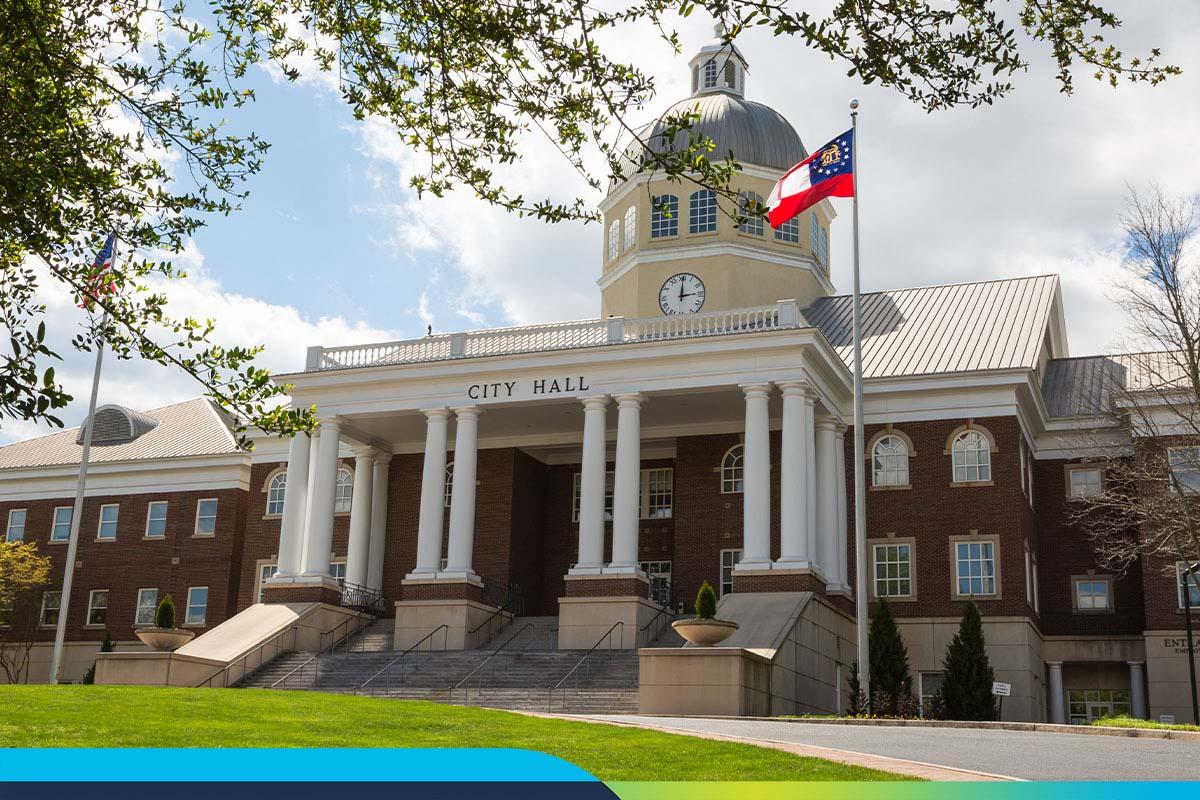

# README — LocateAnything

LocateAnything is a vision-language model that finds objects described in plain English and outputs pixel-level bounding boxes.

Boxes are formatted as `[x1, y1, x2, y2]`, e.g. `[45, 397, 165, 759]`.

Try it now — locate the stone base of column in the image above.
[731, 568, 827, 595]
[260, 575, 344, 606]
[393, 597, 506, 651]
[400, 576, 484, 603]
[558, 585, 660, 650]
[563, 573, 650, 598]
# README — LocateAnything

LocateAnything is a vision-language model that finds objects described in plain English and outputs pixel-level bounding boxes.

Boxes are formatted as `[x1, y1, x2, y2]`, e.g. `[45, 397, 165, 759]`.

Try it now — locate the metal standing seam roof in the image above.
[803, 274, 1061, 379]
[1041, 351, 1193, 417]
[0, 398, 241, 471]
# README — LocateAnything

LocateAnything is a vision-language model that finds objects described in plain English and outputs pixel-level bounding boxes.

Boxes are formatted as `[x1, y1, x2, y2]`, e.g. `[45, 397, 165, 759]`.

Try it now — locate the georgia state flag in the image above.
[767, 130, 854, 228]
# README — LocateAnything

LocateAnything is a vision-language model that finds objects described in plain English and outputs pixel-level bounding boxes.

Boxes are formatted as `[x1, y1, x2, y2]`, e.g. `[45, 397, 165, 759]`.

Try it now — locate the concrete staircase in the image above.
[238, 614, 670, 713]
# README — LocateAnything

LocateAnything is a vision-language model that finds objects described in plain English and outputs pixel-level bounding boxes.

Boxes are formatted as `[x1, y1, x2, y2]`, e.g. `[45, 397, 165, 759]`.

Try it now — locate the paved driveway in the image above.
[589, 716, 1200, 781]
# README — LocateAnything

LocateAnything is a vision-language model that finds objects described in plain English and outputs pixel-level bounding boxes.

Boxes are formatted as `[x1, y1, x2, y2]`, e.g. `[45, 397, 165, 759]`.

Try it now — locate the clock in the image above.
[659, 273, 706, 315]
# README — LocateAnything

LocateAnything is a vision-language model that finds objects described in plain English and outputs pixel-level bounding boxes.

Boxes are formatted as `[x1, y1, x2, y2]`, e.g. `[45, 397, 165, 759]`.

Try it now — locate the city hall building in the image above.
[1, 34, 1196, 724]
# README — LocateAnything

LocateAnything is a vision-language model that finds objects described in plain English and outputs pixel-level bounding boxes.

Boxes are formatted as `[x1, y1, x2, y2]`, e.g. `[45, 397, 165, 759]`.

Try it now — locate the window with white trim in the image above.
[444, 462, 454, 509]
[952, 431, 991, 483]
[145, 501, 168, 538]
[1024, 545, 1033, 605]
[738, 192, 764, 236]
[571, 471, 615, 523]
[720, 549, 742, 597]
[571, 468, 671, 521]
[872, 435, 909, 487]
[820, 227, 829, 268]
[1019, 443, 1027, 495]
[5, 509, 26, 542]
[774, 214, 800, 243]
[1177, 562, 1200, 609]
[329, 560, 347, 583]
[194, 499, 218, 536]
[1170, 447, 1200, 493]
[640, 560, 672, 606]
[97, 503, 119, 540]
[955, 540, 996, 596]
[702, 58, 718, 88]
[86, 589, 108, 626]
[919, 671, 944, 715]
[40, 591, 61, 626]
[266, 472, 287, 515]
[1032, 558, 1040, 613]
[185, 587, 209, 626]
[51, 506, 72, 542]
[1068, 466, 1102, 498]
[135, 588, 158, 626]
[255, 563, 279, 602]
[623, 206, 636, 251]
[1074, 577, 1111, 612]
[872, 543, 912, 597]
[608, 220, 620, 261]
[651, 195, 678, 238]
[721, 445, 744, 493]
[689, 189, 717, 234]
[334, 467, 353, 513]
[811, 214, 821, 257]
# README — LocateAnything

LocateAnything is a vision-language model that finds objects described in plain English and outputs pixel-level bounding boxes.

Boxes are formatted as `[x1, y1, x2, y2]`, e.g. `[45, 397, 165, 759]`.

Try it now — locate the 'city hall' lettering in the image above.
[467, 376, 589, 400]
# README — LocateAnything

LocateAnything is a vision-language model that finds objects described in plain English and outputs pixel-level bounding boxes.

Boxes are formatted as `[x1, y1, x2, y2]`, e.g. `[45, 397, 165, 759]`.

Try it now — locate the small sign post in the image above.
[992, 681, 1011, 720]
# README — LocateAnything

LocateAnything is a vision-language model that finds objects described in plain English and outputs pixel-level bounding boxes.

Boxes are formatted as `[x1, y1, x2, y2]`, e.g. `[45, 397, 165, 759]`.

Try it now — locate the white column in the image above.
[274, 432, 311, 578]
[411, 408, 450, 577]
[737, 383, 773, 570]
[777, 383, 811, 569]
[300, 429, 320, 564]
[344, 450, 375, 587]
[1048, 662, 1066, 724]
[301, 418, 341, 577]
[1129, 661, 1148, 719]
[833, 423, 849, 591]
[445, 407, 482, 579]
[572, 396, 608, 574]
[606, 393, 643, 572]
[803, 393, 818, 567]
[366, 455, 390, 592]
[814, 416, 839, 580]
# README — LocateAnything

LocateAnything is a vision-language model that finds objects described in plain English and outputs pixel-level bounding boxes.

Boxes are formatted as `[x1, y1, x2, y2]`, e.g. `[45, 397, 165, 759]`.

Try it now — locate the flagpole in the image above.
[48, 239, 114, 685]
[849, 98, 869, 699]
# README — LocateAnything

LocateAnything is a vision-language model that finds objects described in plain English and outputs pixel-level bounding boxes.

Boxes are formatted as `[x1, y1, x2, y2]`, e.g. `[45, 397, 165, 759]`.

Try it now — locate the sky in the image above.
[5, 4, 1200, 445]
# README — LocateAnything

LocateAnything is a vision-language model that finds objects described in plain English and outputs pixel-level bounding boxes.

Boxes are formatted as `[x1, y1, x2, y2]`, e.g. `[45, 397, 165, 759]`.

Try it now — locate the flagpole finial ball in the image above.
[849, 98, 860, 110]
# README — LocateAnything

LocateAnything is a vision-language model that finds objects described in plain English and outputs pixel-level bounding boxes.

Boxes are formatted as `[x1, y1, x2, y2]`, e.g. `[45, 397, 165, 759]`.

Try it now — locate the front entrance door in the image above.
[1067, 689, 1130, 724]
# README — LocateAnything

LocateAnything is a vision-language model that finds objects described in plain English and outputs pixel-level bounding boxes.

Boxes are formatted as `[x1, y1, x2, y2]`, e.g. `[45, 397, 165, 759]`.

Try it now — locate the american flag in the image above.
[78, 233, 117, 310]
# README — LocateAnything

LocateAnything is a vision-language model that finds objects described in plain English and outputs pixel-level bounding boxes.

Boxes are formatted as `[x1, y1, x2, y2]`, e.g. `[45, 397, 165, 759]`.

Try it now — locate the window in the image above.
[955, 540, 996, 596]
[266, 472, 287, 516]
[702, 58, 717, 89]
[185, 587, 209, 626]
[1020, 442, 1027, 495]
[96, 503, 119, 540]
[623, 206, 636, 251]
[571, 469, 671, 520]
[40, 591, 61, 626]
[86, 589, 108, 626]
[720, 549, 742, 597]
[689, 189, 717, 234]
[640, 560, 672, 606]
[51, 506, 72, 542]
[820, 227, 829, 268]
[329, 561, 347, 583]
[145, 501, 168, 538]
[919, 672, 944, 715]
[255, 563, 279, 602]
[1169, 447, 1200, 493]
[721, 445, 744, 493]
[194, 499, 218, 536]
[872, 543, 912, 597]
[1074, 577, 1111, 612]
[571, 471, 616, 523]
[651, 195, 679, 238]
[811, 214, 821, 258]
[1032, 558, 1040, 613]
[135, 588, 158, 626]
[1024, 545, 1033, 605]
[608, 220, 620, 261]
[775, 214, 800, 243]
[952, 430, 992, 483]
[5, 509, 26, 542]
[1067, 689, 1130, 725]
[738, 192, 764, 236]
[1068, 466, 1102, 498]
[334, 467, 353, 513]
[871, 435, 909, 487]
[444, 462, 454, 509]
[1177, 563, 1200, 609]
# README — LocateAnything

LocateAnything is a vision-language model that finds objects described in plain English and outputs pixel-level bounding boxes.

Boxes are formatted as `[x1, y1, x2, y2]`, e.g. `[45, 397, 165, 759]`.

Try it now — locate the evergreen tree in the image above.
[939, 600, 997, 720]
[868, 598, 913, 715]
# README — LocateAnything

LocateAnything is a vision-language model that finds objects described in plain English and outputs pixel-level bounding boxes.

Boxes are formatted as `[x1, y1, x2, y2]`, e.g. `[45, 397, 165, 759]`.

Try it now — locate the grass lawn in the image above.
[0, 686, 909, 781]
[1092, 715, 1200, 733]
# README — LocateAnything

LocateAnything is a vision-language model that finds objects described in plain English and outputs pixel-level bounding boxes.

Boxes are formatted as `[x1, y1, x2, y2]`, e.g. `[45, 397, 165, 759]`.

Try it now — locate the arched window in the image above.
[952, 431, 992, 483]
[623, 206, 636, 251]
[651, 195, 678, 238]
[334, 467, 353, 513]
[689, 189, 717, 234]
[607, 220, 620, 261]
[721, 445, 744, 494]
[872, 436, 909, 487]
[266, 472, 287, 516]
[702, 58, 718, 89]
[738, 192, 764, 236]
[444, 461, 454, 508]
[775, 214, 800, 243]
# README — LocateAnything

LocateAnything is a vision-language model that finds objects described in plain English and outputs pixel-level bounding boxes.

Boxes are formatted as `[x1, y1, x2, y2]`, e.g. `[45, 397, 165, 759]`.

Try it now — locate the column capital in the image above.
[614, 392, 644, 407]
[372, 450, 393, 465]
[317, 416, 343, 431]
[777, 380, 814, 398]
[739, 382, 773, 398]
[1127, 660, 1146, 667]
[421, 407, 451, 421]
[580, 395, 610, 411]
[1046, 660, 1064, 667]
[833, 421, 848, 436]
[815, 416, 839, 433]
[450, 405, 483, 420]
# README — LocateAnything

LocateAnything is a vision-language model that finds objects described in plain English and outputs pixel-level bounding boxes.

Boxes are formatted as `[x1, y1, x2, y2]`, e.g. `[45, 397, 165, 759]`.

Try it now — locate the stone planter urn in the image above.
[135, 627, 195, 652]
[671, 617, 739, 646]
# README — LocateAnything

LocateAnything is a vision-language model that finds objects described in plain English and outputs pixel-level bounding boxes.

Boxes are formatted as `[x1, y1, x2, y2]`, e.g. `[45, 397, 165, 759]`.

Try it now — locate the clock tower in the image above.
[598, 29, 836, 319]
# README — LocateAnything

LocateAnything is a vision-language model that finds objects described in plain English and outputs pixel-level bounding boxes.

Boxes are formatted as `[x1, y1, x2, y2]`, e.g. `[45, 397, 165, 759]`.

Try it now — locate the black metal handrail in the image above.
[197, 624, 299, 688]
[341, 581, 385, 616]
[267, 611, 372, 689]
[449, 622, 533, 703]
[547, 621, 624, 712]
[637, 590, 680, 648]
[357, 624, 450, 695]
[467, 582, 523, 648]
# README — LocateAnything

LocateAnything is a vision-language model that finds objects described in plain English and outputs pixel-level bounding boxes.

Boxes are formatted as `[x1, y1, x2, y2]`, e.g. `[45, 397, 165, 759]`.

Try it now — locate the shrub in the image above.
[694, 581, 718, 620]
[81, 632, 115, 685]
[155, 595, 175, 629]
[939, 599, 996, 720]
[846, 662, 868, 716]
[868, 598, 913, 714]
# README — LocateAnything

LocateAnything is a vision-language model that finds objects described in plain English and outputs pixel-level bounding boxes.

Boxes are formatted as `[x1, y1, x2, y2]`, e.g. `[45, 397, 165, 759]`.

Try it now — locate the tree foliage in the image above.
[0, 0, 1177, 438]
[939, 599, 996, 720]
[0, 541, 52, 683]
[155, 594, 176, 629]
[868, 598, 913, 713]
[694, 580, 717, 619]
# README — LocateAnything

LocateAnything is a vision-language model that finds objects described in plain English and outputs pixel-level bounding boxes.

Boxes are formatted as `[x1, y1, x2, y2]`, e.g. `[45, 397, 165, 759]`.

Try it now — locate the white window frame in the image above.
[720, 549, 742, 597]
[702, 57, 718, 88]
[39, 590, 62, 627]
[185, 586, 209, 626]
[1073, 576, 1112, 612]
[952, 431, 992, 483]
[1024, 544, 1033, 605]
[1067, 465, 1103, 498]
[954, 539, 997, 597]
[1169, 447, 1200, 493]
[329, 560, 347, 584]
[738, 192, 764, 236]
[688, 189, 717, 234]
[623, 206, 636, 251]
[96, 503, 119, 540]
[650, 195, 679, 238]
[1177, 562, 1200, 609]
[5, 508, 26, 542]
[444, 461, 454, 509]
[572, 468, 671, 521]
[1032, 558, 1040, 613]
[1019, 442, 1027, 495]
[194, 498, 218, 537]
[774, 214, 800, 243]
[871, 435, 910, 487]
[334, 467, 354, 513]
[51, 506, 73, 542]
[144, 501, 168, 539]
[720, 444, 744, 494]
[643, 467, 673, 519]
[640, 560, 672, 605]
[85, 589, 109, 627]
[871, 542, 913, 598]
[266, 472, 287, 516]
[918, 671, 944, 715]
[135, 588, 158, 626]
[255, 563, 279, 602]
[607, 220, 620, 261]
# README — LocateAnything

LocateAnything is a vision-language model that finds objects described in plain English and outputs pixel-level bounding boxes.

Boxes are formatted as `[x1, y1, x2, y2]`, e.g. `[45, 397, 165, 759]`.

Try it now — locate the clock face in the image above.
[659, 273, 706, 315]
